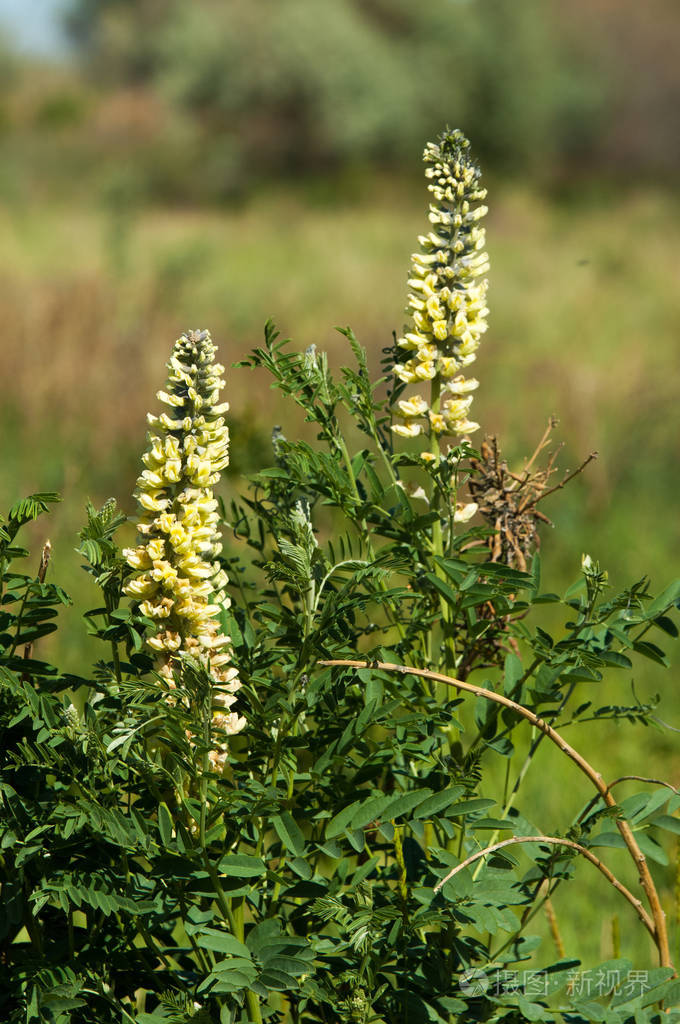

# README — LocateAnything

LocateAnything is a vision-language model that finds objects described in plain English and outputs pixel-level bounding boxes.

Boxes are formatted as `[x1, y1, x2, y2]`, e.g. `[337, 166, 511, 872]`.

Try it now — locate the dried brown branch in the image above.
[466, 423, 596, 571]
[433, 834, 654, 937]
[318, 658, 672, 970]
[519, 450, 598, 512]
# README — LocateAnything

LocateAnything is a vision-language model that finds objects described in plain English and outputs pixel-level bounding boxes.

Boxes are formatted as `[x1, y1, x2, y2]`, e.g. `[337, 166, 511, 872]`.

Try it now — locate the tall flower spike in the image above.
[123, 330, 245, 767]
[392, 129, 489, 441]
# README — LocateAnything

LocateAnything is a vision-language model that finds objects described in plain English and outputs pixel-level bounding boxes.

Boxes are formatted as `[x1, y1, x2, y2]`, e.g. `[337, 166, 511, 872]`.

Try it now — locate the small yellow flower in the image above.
[414, 361, 437, 381]
[397, 480, 429, 502]
[454, 502, 479, 523]
[397, 395, 429, 418]
[392, 421, 424, 438]
[442, 396, 473, 421]
[429, 412, 447, 434]
[445, 375, 479, 395]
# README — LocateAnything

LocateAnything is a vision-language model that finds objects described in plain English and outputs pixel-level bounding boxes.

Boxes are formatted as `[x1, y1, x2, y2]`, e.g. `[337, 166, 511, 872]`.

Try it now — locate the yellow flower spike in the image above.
[392, 129, 489, 443]
[123, 329, 244, 764]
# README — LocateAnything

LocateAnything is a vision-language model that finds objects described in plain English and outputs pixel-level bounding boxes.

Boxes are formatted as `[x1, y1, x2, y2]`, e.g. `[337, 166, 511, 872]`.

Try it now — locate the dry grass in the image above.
[1, 183, 677, 571]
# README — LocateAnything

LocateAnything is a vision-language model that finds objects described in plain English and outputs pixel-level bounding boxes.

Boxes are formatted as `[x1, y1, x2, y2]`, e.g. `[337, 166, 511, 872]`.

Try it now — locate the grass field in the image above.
[1, 179, 678, 968]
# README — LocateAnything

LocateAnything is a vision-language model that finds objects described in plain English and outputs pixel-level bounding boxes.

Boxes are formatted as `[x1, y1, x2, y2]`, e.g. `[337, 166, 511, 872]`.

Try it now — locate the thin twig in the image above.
[610, 776, 679, 794]
[522, 418, 559, 476]
[544, 896, 565, 958]
[319, 658, 672, 970]
[578, 776, 680, 830]
[433, 834, 654, 937]
[520, 452, 598, 511]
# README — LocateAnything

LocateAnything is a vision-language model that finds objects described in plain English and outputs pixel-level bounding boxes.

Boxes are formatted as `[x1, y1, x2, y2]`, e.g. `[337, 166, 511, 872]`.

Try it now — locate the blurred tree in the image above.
[63, 0, 679, 190]
[65, 0, 172, 84]
[63, 0, 608, 189]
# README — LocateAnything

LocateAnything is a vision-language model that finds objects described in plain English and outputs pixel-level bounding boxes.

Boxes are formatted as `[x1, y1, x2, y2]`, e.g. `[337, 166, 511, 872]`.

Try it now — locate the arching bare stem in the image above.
[318, 658, 672, 970]
[433, 834, 654, 937]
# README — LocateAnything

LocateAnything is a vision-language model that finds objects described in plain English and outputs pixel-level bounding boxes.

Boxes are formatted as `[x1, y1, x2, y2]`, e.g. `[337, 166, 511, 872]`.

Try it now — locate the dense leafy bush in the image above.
[1, 129, 679, 1023]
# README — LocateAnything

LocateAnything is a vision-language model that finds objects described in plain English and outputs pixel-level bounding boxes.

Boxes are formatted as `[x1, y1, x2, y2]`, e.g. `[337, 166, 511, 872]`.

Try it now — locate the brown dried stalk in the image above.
[433, 834, 654, 937]
[318, 658, 672, 970]
[467, 422, 597, 571]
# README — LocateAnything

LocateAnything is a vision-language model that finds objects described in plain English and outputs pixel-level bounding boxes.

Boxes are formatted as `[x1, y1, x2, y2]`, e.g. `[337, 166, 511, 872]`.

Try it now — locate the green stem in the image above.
[336, 427, 408, 643]
[111, 641, 122, 684]
[472, 683, 575, 880]
[198, 696, 262, 1023]
[138, 918, 173, 970]
[179, 887, 213, 974]
[204, 858, 262, 1024]
[8, 584, 30, 658]
[272, 726, 298, 904]
[428, 378, 457, 692]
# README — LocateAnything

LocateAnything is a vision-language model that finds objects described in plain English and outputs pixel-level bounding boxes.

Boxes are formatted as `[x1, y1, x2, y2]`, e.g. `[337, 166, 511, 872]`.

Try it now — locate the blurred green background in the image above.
[1, 0, 679, 971]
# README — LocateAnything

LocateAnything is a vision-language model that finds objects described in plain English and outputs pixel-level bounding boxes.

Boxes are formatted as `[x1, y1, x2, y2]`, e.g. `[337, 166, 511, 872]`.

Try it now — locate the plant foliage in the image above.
[2, 132, 680, 1024]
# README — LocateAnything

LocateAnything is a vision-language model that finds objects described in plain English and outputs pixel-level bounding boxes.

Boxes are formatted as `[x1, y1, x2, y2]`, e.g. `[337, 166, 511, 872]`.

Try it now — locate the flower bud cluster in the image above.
[123, 330, 245, 764]
[393, 129, 489, 439]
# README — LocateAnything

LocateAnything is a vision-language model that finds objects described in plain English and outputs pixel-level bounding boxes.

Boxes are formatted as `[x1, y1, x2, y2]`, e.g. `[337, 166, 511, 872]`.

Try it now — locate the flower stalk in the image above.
[392, 128, 489, 448]
[390, 131, 490, 678]
[124, 329, 245, 768]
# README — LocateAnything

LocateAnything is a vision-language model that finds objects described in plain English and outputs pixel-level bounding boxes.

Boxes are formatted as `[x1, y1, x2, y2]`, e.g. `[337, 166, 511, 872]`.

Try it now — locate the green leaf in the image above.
[632, 640, 669, 666]
[386, 789, 434, 820]
[634, 831, 669, 865]
[449, 798, 496, 816]
[9, 493, 60, 525]
[271, 812, 305, 857]
[631, 787, 673, 823]
[203, 957, 258, 993]
[424, 572, 459, 606]
[649, 814, 680, 835]
[652, 613, 678, 637]
[326, 799, 362, 839]
[197, 929, 251, 957]
[218, 854, 265, 878]
[589, 832, 627, 851]
[518, 995, 549, 1021]
[413, 787, 466, 819]
[504, 652, 523, 696]
[645, 580, 680, 619]
[350, 795, 392, 831]
[598, 650, 633, 669]
[157, 803, 173, 847]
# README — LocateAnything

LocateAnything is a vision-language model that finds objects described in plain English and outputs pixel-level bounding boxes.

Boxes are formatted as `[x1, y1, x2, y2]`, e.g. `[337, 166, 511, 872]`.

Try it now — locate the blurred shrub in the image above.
[33, 89, 87, 129]
[64, 0, 609, 193]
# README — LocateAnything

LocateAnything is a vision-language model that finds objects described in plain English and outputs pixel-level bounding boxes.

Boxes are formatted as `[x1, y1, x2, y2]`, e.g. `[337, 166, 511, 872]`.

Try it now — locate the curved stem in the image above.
[473, 682, 575, 880]
[434, 834, 654, 937]
[319, 658, 672, 970]
[578, 776, 680, 832]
